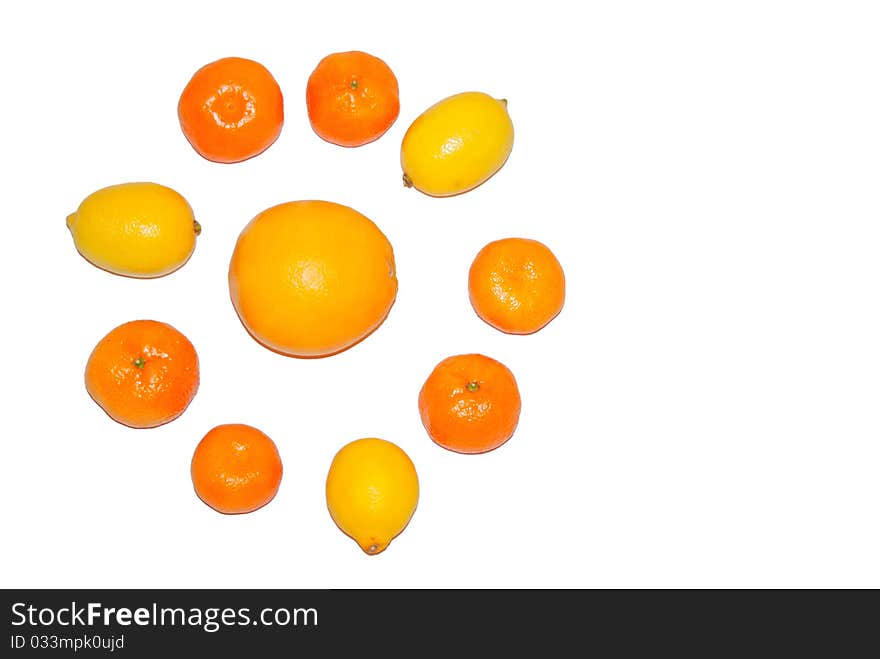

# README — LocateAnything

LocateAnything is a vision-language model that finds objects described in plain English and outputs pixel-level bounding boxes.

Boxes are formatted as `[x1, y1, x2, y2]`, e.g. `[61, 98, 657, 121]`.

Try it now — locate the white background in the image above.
[1, 0, 878, 589]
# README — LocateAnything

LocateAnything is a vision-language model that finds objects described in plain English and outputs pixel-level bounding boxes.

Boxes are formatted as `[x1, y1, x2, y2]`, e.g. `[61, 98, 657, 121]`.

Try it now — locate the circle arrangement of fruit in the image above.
[67, 52, 566, 556]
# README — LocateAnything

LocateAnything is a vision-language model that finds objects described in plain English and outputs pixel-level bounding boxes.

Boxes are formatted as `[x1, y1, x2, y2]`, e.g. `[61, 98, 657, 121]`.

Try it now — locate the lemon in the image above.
[326, 438, 419, 555]
[67, 182, 200, 278]
[400, 91, 514, 197]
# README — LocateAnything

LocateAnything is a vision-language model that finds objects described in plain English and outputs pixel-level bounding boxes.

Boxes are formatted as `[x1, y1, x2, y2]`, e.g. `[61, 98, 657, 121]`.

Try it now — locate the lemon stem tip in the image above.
[466, 381, 480, 392]
[133, 357, 146, 369]
[402, 173, 413, 188]
[193, 220, 202, 236]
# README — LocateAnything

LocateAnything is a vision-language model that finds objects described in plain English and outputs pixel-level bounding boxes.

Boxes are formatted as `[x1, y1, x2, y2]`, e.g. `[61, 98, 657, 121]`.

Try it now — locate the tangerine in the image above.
[469, 237, 565, 334]
[306, 51, 400, 147]
[85, 320, 199, 428]
[418, 354, 521, 454]
[178, 57, 284, 163]
[191, 424, 283, 514]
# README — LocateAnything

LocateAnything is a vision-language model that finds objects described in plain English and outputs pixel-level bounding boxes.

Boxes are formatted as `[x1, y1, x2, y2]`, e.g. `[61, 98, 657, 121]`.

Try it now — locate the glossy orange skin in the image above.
[85, 320, 199, 429]
[469, 238, 565, 335]
[228, 200, 398, 358]
[306, 51, 400, 147]
[191, 424, 283, 514]
[418, 354, 521, 454]
[178, 57, 284, 163]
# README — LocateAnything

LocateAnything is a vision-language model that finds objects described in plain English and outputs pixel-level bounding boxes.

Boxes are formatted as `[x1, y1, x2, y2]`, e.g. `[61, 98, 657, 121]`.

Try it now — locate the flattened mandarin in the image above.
[85, 320, 199, 428]
[469, 237, 565, 334]
[191, 424, 283, 514]
[178, 57, 283, 163]
[306, 51, 400, 147]
[418, 354, 521, 454]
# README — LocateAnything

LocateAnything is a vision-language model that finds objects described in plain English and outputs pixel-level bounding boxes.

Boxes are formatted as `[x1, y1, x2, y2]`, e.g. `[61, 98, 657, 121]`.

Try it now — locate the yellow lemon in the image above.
[326, 438, 419, 555]
[400, 91, 514, 197]
[67, 182, 200, 278]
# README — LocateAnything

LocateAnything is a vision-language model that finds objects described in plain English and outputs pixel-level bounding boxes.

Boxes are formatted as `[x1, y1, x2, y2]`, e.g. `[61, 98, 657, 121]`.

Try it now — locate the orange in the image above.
[191, 424, 283, 514]
[418, 354, 521, 454]
[178, 57, 284, 163]
[228, 200, 397, 358]
[468, 237, 565, 335]
[85, 320, 199, 429]
[306, 51, 400, 147]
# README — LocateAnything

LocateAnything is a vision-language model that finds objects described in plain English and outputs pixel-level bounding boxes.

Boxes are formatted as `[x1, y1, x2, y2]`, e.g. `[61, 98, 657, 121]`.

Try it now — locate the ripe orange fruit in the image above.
[228, 200, 397, 358]
[178, 57, 284, 163]
[418, 354, 521, 454]
[306, 51, 400, 147]
[191, 424, 283, 514]
[468, 237, 565, 335]
[85, 320, 199, 429]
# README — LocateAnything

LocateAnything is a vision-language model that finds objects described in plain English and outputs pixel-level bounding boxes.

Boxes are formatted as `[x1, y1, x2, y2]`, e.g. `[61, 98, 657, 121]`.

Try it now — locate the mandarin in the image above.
[178, 57, 283, 163]
[191, 424, 283, 514]
[85, 320, 199, 428]
[469, 237, 565, 334]
[306, 51, 400, 147]
[418, 354, 521, 454]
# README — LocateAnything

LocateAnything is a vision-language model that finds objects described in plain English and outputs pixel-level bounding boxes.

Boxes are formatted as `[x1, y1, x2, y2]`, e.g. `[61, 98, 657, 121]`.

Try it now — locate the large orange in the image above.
[191, 424, 283, 514]
[306, 51, 400, 147]
[178, 57, 284, 163]
[468, 237, 565, 334]
[85, 320, 199, 428]
[418, 354, 521, 454]
[228, 200, 397, 357]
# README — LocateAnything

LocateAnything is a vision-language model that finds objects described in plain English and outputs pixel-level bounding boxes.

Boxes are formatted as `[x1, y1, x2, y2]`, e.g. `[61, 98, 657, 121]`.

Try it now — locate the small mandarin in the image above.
[469, 237, 565, 334]
[306, 51, 400, 147]
[191, 424, 283, 514]
[418, 354, 521, 454]
[178, 57, 284, 163]
[85, 320, 199, 428]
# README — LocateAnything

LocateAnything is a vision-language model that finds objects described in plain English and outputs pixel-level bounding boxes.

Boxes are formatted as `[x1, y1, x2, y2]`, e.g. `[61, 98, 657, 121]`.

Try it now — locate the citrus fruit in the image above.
[191, 424, 283, 515]
[326, 438, 419, 555]
[178, 57, 284, 163]
[85, 320, 199, 428]
[418, 354, 521, 454]
[469, 237, 566, 334]
[228, 200, 397, 358]
[401, 91, 514, 196]
[66, 182, 200, 278]
[306, 50, 400, 147]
